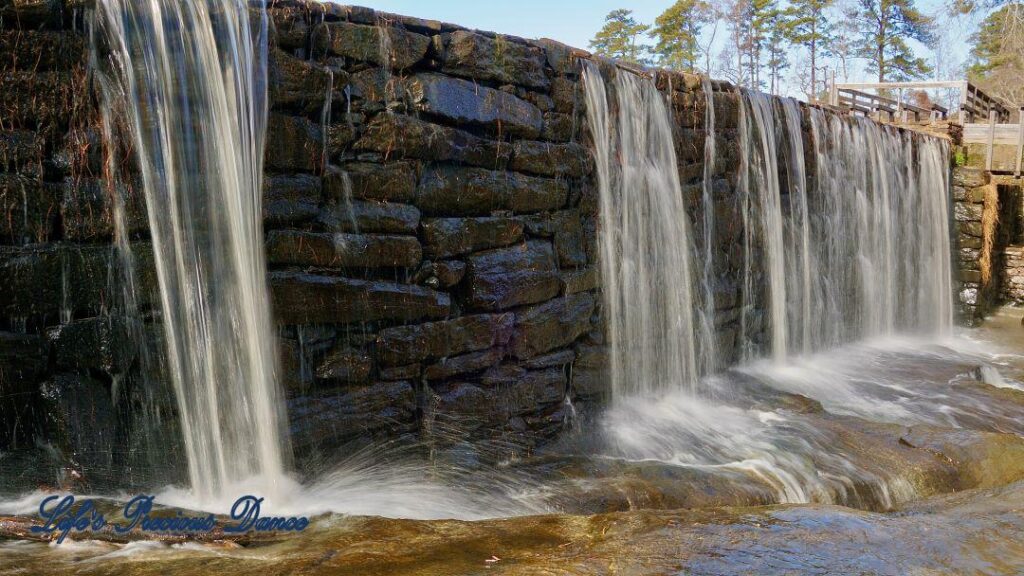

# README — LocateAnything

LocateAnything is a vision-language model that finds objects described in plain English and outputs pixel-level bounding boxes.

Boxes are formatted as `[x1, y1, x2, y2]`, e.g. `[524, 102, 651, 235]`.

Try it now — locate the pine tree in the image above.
[785, 0, 835, 99]
[589, 9, 651, 64]
[765, 10, 792, 94]
[651, 0, 713, 71]
[851, 0, 936, 82]
[723, 0, 753, 86]
[747, 0, 779, 89]
[967, 3, 1024, 105]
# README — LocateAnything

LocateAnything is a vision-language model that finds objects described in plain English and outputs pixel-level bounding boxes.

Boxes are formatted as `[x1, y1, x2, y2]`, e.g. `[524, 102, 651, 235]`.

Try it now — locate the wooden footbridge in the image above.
[824, 79, 1023, 177]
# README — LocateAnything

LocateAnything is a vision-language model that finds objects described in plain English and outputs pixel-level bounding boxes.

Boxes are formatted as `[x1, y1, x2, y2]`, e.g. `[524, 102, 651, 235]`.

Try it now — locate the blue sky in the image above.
[356, 0, 989, 99]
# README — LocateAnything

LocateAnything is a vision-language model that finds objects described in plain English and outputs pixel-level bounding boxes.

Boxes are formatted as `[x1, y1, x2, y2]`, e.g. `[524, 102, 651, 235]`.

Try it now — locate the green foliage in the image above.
[748, 0, 780, 88]
[651, 0, 712, 71]
[589, 9, 651, 64]
[851, 0, 936, 82]
[968, 4, 1023, 75]
[966, 3, 1024, 105]
[765, 10, 792, 93]
[784, 0, 834, 94]
[954, 148, 968, 167]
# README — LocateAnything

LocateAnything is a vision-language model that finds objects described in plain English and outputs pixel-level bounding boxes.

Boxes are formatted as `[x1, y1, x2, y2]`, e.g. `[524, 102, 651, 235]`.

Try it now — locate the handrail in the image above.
[828, 78, 1009, 124]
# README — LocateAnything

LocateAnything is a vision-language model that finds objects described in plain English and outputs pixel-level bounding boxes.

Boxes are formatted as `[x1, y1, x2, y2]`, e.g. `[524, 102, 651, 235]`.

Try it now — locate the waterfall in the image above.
[780, 98, 813, 355]
[696, 76, 718, 374]
[93, 0, 289, 500]
[738, 91, 954, 358]
[583, 62, 699, 397]
[804, 109, 954, 343]
[587, 64, 953, 401]
[738, 90, 789, 362]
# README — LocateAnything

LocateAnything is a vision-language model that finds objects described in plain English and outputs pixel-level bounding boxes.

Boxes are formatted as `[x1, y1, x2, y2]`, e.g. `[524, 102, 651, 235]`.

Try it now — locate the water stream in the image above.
[582, 62, 700, 396]
[579, 64, 961, 507]
[93, 0, 289, 502]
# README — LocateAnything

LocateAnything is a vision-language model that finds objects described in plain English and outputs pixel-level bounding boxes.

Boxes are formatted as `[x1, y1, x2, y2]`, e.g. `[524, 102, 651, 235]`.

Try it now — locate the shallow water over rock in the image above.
[4, 309, 1024, 574]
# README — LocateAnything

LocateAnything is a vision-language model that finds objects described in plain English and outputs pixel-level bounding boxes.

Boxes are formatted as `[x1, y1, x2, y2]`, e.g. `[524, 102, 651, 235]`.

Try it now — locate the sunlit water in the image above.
[92, 0, 289, 503]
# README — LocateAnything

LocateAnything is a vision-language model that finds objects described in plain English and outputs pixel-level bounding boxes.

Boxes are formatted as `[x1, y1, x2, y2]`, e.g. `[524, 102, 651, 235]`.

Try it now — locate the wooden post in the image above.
[1016, 106, 1023, 178]
[830, 70, 838, 106]
[959, 80, 969, 124]
[987, 109, 997, 171]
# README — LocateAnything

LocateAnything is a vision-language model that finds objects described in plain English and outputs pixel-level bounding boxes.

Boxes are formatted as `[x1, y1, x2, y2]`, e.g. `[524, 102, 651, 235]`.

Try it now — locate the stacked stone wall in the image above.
[0, 0, 953, 487]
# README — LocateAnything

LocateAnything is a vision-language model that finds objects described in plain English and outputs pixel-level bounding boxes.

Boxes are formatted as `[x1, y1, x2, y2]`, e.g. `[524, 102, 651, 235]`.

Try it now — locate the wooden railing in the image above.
[963, 107, 1024, 176]
[833, 87, 948, 122]
[827, 80, 1011, 124]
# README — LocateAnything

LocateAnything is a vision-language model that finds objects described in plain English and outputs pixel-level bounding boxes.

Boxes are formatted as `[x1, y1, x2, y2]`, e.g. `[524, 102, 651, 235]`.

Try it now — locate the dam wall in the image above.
[0, 0, 956, 487]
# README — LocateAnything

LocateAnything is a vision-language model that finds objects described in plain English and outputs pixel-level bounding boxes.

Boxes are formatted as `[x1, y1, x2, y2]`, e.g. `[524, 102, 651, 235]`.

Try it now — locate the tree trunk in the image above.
[810, 27, 817, 101]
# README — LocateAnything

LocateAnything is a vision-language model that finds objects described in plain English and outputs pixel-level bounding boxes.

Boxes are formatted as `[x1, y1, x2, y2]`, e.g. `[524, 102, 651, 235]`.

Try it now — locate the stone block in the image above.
[319, 199, 421, 234]
[327, 162, 417, 203]
[48, 316, 137, 376]
[521, 348, 576, 369]
[571, 343, 609, 397]
[421, 217, 523, 258]
[315, 346, 373, 384]
[423, 347, 504, 380]
[315, 21, 430, 69]
[510, 292, 595, 359]
[0, 130, 43, 171]
[952, 168, 990, 188]
[542, 112, 575, 142]
[264, 174, 321, 227]
[510, 140, 591, 178]
[269, 5, 312, 49]
[0, 243, 157, 323]
[288, 381, 416, 449]
[270, 271, 450, 325]
[0, 30, 86, 70]
[269, 48, 336, 113]
[560, 266, 598, 295]
[1, 70, 82, 133]
[40, 373, 116, 474]
[416, 165, 568, 216]
[464, 241, 560, 310]
[265, 113, 323, 173]
[61, 177, 149, 242]
[440, 30, 549, 89]
[406, 73, 543, 138]
[954, 202, 983, 222]
[376, 313, 514, 366]
[0, 174, 58, 245]
[424, 381, 502, 431]
[550, 77, 578, 114]
[265, 230, 422, 268]
[354, 113, 511, 169]
[481, 365, 567, 414]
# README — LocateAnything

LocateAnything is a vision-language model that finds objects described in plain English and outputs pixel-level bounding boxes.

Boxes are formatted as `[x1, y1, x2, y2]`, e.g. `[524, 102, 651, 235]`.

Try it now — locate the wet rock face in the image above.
[406, 73, 543, 138]
[464, 241, 561, 311]
[416, 165, 568, 216]
[315, 21, 430, 70]
[2, 0, 940, 473]
[440, 30, 549, 90]
[270, 272, 450, 325]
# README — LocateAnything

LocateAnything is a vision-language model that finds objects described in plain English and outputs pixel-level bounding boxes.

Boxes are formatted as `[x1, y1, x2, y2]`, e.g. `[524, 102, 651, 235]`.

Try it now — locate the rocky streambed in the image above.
[3, 308, 1024, 575]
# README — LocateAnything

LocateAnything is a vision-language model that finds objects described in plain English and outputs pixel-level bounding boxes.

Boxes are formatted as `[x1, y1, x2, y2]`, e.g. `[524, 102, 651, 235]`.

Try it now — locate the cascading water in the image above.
[586, 65, 957, 506]
[696, 76, 719, 374]
[737, 92, 954, 358]
[780, 99, 813, 355]
[738, 90, 789, 362]
[583, 62, 699, 396]
[93, 0, 289, 501]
